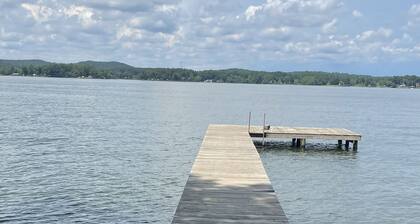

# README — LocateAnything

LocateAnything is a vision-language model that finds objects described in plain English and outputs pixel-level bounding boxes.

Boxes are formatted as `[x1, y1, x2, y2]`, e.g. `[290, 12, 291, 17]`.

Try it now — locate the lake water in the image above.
[1, 76, 419, 223]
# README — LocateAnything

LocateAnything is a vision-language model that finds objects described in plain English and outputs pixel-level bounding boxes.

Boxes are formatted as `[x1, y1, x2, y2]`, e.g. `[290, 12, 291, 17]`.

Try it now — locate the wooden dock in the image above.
[172, 124, 288, 223]
[172, 124, 361, 223]
[249, 126, 361, 150]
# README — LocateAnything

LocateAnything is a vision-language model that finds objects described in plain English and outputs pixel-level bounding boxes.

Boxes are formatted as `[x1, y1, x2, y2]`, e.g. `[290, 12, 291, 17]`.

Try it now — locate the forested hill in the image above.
[77, 61, 134, 70]
[0, 59, 419, 88]
[0, 59, 50, 67]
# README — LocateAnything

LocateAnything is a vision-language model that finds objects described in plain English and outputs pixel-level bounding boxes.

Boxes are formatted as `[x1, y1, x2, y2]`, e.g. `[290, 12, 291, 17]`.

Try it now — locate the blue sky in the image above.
[1, 0, 420, 76]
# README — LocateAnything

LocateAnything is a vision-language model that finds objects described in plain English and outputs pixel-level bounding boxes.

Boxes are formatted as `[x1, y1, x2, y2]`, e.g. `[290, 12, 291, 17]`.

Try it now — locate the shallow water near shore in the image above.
[1, 76, 420, 223]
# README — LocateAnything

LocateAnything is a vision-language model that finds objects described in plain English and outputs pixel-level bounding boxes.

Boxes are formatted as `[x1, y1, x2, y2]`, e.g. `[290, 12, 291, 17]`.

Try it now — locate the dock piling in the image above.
[338, 140, 343, 149]
[345, 140, 350, 150]
[353, 140, 358, 151]
[296, 139, 306, 148]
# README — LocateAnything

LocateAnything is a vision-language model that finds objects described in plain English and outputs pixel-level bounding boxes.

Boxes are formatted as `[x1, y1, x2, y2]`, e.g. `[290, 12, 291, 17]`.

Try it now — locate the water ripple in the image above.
[1, 76, 420, 223]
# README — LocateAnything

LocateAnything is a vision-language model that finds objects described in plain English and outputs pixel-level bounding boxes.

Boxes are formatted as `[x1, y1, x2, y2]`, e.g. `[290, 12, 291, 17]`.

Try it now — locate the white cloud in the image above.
[381, 46, 412, 55]
[352, 10, 363, 18]
[0, 28, 19, 41]
[83, 1, 156, 12]
[155, 4, 178, 13]
[63, 5, 96, 27]
[284, 42, 311, 54]
[21, 3, 53, 22]
[163, 26, 184, 47]
[200, 17, 214, 24]
[222, 33, 244, 41]
[243, 0, 341, 27]
[356, 28, 393, 41]
[245, 5, 262, 21]
[262, 26, 290, 36]
[247, 0, 339, 16]
[409, 4, 420, 16]
[406, 4, 420, 32]
[391, 33, 413, 46]
[116, 25, 142, 40]
[322, 18, 337, 33]
[1, 0, 420, 74]
[129, 17, 142, 26]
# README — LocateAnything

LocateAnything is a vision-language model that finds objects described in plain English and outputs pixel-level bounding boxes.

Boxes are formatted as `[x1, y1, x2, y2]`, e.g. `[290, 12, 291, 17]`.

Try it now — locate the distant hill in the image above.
[76, 61, 134, 70]
[0, 59, 134, 70]
[0, 59, 51, 67]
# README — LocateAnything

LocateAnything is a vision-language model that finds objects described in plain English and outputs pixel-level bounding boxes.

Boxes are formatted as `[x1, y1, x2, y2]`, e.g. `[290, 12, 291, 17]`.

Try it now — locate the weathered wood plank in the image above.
[172, 124, 288, 224]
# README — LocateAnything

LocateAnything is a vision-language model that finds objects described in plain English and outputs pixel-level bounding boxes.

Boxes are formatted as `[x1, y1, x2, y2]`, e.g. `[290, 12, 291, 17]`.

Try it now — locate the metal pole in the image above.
[248, 112, 251, 133]
[263, 113, 266, 128]
[262, 113, 266, 146]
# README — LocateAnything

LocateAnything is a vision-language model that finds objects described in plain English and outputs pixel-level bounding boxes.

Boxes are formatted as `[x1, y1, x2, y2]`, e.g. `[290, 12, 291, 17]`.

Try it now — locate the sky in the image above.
[1, 0, 420, 75]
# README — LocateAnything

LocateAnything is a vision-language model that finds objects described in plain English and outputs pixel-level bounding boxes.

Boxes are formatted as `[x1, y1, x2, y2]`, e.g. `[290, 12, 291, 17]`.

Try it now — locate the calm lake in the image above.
[1, 76, 419, 223]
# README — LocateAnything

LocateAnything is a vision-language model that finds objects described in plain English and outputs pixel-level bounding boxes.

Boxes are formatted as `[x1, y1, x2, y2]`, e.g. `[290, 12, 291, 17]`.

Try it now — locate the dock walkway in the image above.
[172, 124, 288, 223]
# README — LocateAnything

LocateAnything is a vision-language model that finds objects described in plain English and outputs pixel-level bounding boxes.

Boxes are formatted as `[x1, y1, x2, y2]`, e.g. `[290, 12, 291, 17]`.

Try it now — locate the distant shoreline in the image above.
[2, 74, 420, 90]
[1, 59, 419, 89]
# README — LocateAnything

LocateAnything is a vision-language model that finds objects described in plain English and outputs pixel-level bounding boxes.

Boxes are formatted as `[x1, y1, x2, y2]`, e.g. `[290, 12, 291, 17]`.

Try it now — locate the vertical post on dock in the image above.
[338, 140, 343, 149]
[353, 141, 358, 151]
[292, 138, 296, 147]
[248, 112, 251, 133]
[297, 139, 306, 148]
[262, 113, 266, 146]
[345, 140, 350, 150]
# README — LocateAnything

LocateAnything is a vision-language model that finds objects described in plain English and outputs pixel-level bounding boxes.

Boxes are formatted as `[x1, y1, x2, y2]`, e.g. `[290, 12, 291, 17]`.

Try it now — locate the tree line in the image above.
[0, 62, 419, 88]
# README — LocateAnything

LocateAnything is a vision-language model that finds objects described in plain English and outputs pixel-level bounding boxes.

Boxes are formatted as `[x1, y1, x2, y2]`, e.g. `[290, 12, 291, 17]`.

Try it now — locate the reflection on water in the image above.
[258, 138, 419, 224]
[255, 139, 358, 156]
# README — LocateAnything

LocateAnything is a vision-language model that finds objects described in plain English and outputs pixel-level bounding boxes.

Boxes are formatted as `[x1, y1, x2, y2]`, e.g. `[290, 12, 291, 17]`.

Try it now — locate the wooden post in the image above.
[296, 139, 305, 148]
[338, 140, 343, 149]
[353, 141, 358, 151]
[262, 113, 266, 146]
[292, 138, 296, 147]
[248, 112, 251, 133]
[345, 140, 350, 150]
